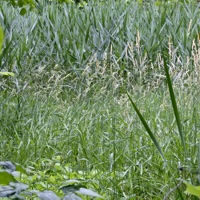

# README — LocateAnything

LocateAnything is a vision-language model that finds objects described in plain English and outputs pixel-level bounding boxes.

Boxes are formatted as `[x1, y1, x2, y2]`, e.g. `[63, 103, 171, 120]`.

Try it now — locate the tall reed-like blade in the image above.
[162, 51, 186, 152]
[0, 26, 3, 54]
[127, 93, 166, 162]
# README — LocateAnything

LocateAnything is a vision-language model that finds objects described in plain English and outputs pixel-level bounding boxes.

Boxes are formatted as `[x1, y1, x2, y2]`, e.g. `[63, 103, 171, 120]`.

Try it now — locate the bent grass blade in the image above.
[162, 51, 186, 154]
[127, 93, 166, 162]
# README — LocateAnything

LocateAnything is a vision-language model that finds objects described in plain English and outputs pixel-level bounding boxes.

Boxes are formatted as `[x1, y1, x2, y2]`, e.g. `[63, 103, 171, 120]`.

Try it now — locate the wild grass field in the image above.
[0, 0, 200, 199]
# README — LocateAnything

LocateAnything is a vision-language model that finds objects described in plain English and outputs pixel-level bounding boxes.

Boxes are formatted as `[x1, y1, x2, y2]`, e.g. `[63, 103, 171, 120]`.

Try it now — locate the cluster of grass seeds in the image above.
[0, 0, 200, 199]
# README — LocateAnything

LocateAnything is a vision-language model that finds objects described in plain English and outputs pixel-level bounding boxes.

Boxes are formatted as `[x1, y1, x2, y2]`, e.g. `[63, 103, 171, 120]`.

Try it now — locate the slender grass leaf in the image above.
[127, 93, 166, 162]
[0, 26, 3, 54]
[0, 72, 15, 77]
[162, 51, 185, 152]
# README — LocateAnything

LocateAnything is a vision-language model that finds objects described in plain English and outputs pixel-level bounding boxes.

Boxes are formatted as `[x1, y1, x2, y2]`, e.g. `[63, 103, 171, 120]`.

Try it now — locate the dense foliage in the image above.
[0, 161, 103, 199]
[1, 0, 200, 199]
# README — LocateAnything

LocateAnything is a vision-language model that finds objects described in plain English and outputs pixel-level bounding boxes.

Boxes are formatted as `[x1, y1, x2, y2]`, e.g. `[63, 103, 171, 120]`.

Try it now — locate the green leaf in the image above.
[78, 188, 103, 198]
[0, 26, 4, 54]
[62, 179, 81, 184]
[20, 8, 27, 16]
[0, 171, 17, 185]
[0, 72, 15, 77]
[9, 182, 29, 193]
[183, 181, 200, 197]
[0, 185, 16, 197]
[15, 164, 27, 175]
[162, 51, 185, 152]
[60, 185, 82, 194]
[0, 161, 16, 172]
[37, 191, 60, 200]
[63, 193, 82, 200]
[127, 93, 166, 162]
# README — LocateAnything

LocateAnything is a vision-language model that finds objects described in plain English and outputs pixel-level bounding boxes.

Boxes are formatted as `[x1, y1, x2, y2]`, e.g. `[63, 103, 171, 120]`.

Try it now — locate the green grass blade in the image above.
[0, 25, 4, 54]
[127, 93, 166, 162]
[162, 51, 186, 152]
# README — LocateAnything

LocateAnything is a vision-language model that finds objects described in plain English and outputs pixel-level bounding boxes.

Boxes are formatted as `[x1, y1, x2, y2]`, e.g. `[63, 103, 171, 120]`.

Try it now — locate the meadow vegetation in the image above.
[0, 0, 200, 199]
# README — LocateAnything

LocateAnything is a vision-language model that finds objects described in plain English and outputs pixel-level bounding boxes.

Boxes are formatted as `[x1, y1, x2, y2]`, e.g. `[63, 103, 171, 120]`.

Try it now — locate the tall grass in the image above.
[0, 0, 200, 199]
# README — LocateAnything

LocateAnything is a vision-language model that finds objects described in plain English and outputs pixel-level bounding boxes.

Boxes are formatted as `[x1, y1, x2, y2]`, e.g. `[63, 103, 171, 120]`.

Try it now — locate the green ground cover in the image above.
[0, 0, 200, 199]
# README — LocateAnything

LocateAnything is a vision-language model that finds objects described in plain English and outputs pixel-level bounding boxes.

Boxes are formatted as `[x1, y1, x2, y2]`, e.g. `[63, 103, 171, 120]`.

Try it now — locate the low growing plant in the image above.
[0, 160, 103, 199]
